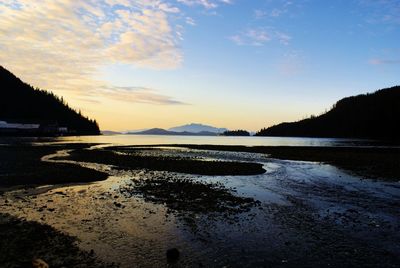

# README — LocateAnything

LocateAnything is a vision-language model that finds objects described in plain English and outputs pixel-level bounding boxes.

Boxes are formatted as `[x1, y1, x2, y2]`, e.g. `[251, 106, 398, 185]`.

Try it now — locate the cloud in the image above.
[254, 9, 267, 19]
[177, 0, 231, 9]
[98, 86, 188, 105]
[358, 0, 400, 24]
[186, 16, 197, 26]
[278, 51, 304, 76]
[0, 0, 184, 104]
[275, 32, 292, 45]
[254, 1, 293, 19]
[369, 59, 400, 65]
[270, 8, 285, 17]
[230, 28, 291, 46]
[230, 29, 270, 46]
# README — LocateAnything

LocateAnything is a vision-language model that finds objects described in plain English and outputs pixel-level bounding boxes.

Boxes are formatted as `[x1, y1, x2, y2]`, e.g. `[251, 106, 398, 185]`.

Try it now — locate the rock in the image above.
[166, 248, 180, 263]
[32, 258, 49, 268]
[346, 208, 359, 214]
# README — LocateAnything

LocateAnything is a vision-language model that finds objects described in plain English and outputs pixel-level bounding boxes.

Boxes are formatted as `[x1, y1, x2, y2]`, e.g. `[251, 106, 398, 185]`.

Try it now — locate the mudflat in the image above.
[0, 143, 399, 267]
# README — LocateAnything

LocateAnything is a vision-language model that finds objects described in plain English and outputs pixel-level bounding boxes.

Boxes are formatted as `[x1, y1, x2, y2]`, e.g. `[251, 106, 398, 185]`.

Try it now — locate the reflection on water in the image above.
[0, 134, 395, 147]
[57, 134, 395, 147]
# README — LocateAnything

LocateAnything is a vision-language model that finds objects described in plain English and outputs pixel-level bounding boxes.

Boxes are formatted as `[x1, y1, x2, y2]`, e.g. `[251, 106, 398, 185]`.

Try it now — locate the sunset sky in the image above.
[1, 0, 399, 131]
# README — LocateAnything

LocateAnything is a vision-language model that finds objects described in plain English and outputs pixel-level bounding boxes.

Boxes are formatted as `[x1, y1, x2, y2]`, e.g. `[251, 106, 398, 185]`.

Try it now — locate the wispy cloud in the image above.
[253, 1, 293, 19]
[177, 0, 232, 9]
[186, 16, 197, 26]
[369, 58, 400, 65]
[98, 86, 188, 105]
[0, 0, 184, 104]
[230, 29, 270, 46]
[230, 28, 291, 46]
[254, 8, 285, 19]
[358, 0, 400, 24]
[254, 9, 267, 19]
[275, 32, 292, 45]
[278, 51, 304, 76]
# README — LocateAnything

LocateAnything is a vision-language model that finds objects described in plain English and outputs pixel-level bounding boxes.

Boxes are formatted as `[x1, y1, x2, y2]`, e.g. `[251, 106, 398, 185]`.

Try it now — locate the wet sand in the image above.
[0, 144, 399, 267]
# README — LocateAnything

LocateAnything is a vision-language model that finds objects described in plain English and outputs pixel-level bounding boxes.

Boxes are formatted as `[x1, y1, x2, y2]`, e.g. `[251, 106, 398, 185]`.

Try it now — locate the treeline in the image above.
[221, 130, 250, 136]
[0, 66, 100, 135]
[256, 86, 400, 140]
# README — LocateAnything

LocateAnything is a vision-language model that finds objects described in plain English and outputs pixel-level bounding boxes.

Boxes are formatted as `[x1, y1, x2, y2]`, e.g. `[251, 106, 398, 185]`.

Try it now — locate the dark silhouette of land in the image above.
[256, 86, 400, 140]
[0, 66, 100, 135]
[221, 130, 250, 136]
[168, 123, 227, 133]
[101, 130, 122, 135]
[129, 128, 219, 136]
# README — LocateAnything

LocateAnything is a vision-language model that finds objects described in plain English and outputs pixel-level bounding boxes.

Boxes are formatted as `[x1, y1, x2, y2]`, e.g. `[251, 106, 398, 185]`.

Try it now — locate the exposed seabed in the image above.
[0, 145, 399, 267]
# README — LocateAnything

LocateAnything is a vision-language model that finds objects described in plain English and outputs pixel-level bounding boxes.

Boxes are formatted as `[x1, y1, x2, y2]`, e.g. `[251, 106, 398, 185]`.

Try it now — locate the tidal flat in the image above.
[0, 143, 399, 267]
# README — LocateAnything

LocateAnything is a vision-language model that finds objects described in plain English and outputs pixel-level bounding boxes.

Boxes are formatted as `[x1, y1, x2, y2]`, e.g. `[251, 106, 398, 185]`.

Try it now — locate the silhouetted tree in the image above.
[0, 66, 100, 135]
[221, 130, 250, 136]
[255, 86, 400, 140]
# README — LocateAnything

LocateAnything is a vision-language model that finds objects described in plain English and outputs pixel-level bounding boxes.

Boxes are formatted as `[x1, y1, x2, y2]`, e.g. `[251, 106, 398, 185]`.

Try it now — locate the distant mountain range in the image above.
[168, 123, 228, 134]
[128, 128, 219, 136]
[256, 86, 400, 140]
[126, 123, 228, 136]
[0, 66, 100, 135]
[101, 130, 121, 135]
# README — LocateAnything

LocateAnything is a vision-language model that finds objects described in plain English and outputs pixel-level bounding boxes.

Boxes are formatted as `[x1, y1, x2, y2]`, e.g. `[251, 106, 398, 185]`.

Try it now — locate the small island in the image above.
[220, 130, 250, 136]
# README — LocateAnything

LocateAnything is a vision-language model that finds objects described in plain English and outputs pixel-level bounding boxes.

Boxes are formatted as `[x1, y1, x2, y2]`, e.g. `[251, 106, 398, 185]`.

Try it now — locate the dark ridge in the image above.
[0, 66, 100, 135]
[256, 86, 400, 140]
[220, 130, 250, 136]
[128, 128, 218, 136]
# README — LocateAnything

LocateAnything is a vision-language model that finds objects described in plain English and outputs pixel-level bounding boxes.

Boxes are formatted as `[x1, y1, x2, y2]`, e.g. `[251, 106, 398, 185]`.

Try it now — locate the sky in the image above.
[0, 0, 399, 131]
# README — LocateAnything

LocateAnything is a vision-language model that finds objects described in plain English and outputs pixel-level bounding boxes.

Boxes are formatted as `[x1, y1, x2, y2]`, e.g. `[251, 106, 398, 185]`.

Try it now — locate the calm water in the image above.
[9, 134, 394, 147]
